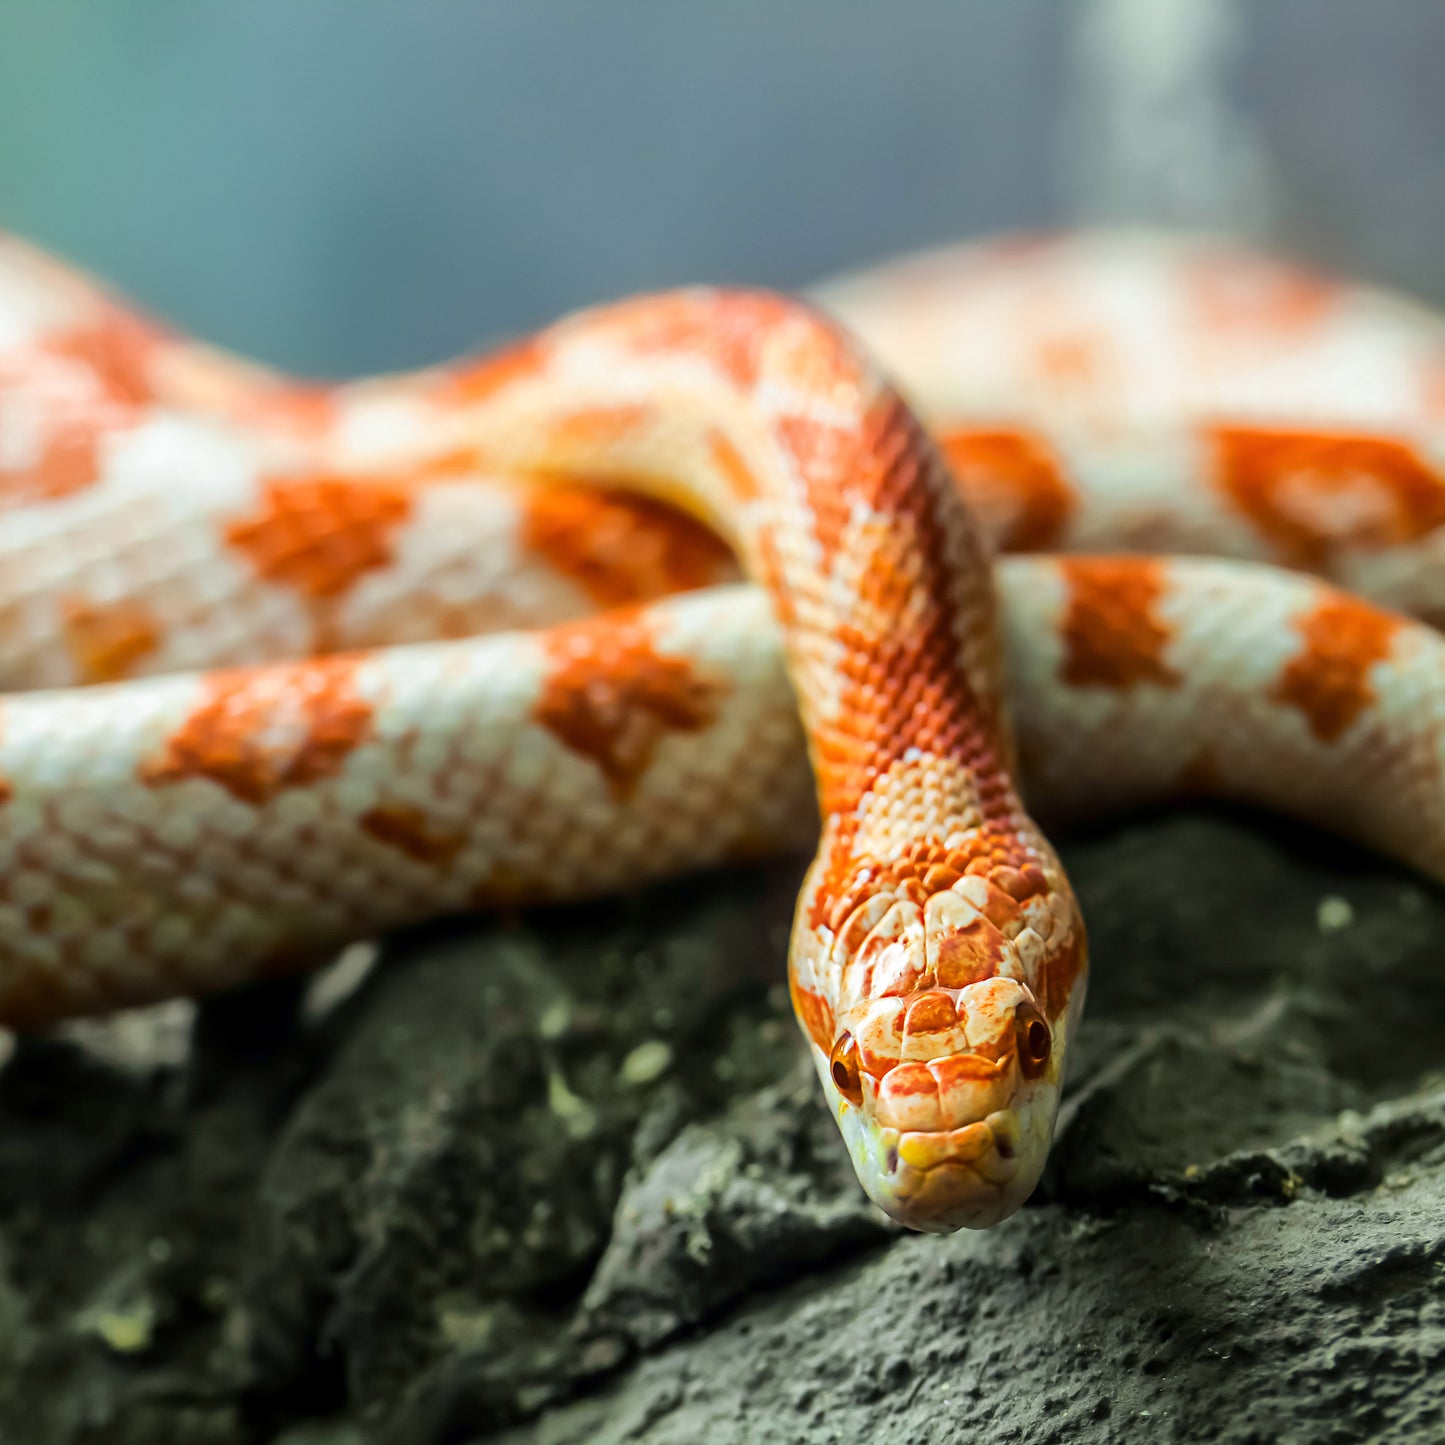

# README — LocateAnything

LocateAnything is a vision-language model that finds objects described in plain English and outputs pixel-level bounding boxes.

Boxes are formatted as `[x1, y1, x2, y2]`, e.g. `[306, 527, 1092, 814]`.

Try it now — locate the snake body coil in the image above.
[3, 231, 1445, 1231]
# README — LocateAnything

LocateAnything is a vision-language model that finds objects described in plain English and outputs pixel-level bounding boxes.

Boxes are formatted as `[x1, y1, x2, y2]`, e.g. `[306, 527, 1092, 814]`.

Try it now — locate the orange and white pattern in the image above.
[820, 232, 1445, 618]
[3, 229, 1445, 1232]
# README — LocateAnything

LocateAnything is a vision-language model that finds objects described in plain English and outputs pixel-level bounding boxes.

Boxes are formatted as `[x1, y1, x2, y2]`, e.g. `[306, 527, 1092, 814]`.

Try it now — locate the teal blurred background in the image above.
[2, 0, 1443, 375]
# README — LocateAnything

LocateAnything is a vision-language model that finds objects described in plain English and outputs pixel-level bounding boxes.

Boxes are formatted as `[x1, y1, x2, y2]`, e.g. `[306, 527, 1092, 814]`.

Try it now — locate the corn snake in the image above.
[3, 230, 1445, 1232]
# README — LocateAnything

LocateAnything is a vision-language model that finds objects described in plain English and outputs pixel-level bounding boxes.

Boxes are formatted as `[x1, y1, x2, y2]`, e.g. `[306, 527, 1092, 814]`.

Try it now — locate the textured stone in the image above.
[0, 811, 1442, 1442]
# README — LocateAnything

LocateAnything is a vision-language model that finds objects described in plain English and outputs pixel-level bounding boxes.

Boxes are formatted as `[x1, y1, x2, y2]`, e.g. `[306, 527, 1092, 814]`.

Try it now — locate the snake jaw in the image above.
[817, 971, 1081, 1231]
[824, 1040, 1058, 1230]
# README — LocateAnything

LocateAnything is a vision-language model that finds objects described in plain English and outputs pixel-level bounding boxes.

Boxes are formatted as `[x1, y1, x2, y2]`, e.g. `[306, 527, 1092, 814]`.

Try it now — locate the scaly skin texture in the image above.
[3, 230, 1445, 1230]
[816, 232, 1445, 619]
[0, 239, 1081, 1231]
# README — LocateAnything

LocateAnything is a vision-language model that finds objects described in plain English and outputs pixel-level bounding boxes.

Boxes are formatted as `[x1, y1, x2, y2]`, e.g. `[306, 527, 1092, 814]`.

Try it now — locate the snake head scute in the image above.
[801, 890, 1087, 1233]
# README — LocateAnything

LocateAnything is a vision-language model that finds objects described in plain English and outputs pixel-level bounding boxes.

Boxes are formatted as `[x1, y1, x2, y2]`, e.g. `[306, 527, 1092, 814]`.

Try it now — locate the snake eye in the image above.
[1014, 1001, 1051, 1080]
[828, 1032, 864, 1106]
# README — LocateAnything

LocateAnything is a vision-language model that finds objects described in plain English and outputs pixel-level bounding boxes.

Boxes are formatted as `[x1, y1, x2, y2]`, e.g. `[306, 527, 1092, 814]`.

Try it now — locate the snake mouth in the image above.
[823, 1037, 1057, 1232]
[879, 1110, 1027, 1232]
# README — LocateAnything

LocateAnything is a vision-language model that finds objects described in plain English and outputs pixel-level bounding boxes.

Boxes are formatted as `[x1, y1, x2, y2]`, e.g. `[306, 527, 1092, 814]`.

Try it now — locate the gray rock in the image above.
[0, 811, 1441, 1443]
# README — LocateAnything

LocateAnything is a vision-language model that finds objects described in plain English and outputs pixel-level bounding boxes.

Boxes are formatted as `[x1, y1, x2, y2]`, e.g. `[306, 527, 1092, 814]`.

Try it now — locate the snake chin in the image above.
[889, 1108, 1054, 1232]
[895, 1101, 1056, 1231]
[820, 1048, 1062, 1232]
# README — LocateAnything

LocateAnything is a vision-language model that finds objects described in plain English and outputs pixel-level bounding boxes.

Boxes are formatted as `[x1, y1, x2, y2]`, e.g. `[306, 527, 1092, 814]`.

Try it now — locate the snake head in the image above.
[794, 867, 1087, 1232]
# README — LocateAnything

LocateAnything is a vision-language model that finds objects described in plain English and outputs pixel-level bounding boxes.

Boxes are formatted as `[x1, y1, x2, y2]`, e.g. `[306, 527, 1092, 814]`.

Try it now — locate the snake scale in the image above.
[3, 229, 1445, 1231]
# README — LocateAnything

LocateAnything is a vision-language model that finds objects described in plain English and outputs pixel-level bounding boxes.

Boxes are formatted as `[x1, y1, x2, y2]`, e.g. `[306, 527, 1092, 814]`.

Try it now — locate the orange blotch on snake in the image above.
[991, 863, 1043, 900]
[1272, 593, 1402, 743]
[361, 804, 466, 867]
[48, 305, 165, 408]
[790, 976, 836, 1056]
[1032, 331, 1107, 388]
[765, 312, 862, 398]
[60, 595, 160, 683]
[0, 408, 109, 505]
[790, 397, 1011, 825]
[904, 991, 957, 1034]
[1038, 933, 1086, 1022]
[225, 475, 414, 600]
[773, 413, 853, 567]
[549, 403, 651, 448]
[446, 338, 548, 404]
[770, 365, 1014, 884]
[1212, 428, 1445, 568]
[977, 884, 1022, 933]
[930, 1052, 1008, 1089]
[751, 524, 798, 630]
[884, 1060, 941, 1098]
[938, 427, 1076, 552]
[708, 429, 761, 501]
[855, 1000, 906, 1075]
[936, 918, 1009, 989]
[814, 829, 1039, 944]
[1058, 557, 1181, 691]
[226, 383, 337, 438]
[519, 486, 734, 610]
[143, 657, 374, 805]
[595, 290, 800, 389]
[0, 309, 163, 506]
[947, 831, 1039, 885]
[534, 611, 722, 799]
[922, 863, 961, 893]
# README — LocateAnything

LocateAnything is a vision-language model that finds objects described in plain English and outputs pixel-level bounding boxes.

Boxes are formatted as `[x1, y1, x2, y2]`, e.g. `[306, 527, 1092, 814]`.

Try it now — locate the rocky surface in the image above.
[1, 809, 1442, 1444]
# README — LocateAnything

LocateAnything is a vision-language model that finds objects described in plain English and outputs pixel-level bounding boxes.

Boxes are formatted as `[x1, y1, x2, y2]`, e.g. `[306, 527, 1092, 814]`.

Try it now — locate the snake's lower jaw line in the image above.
[834, 1062, 1063, 1231]
[879, 1120, 1040, 1233]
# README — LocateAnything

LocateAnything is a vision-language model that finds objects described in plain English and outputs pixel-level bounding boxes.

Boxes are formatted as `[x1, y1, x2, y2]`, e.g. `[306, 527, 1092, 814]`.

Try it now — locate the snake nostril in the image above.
[994, 1133, 1016, 1161]
[886, 1146, 900, 1175]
